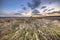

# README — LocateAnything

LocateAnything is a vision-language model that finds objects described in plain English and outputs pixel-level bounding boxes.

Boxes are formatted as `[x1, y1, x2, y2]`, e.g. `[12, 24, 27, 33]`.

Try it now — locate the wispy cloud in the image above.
[0, 10, 18, 15]
[51, 10, 60, 13]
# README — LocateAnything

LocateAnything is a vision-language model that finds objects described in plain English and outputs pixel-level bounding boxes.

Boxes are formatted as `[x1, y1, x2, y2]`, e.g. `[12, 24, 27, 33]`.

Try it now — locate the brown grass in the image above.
[0, 18, 60, 40]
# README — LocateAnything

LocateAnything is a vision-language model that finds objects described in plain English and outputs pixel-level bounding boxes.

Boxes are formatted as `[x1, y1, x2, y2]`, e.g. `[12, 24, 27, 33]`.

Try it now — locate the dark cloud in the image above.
[51, 11, 60, 13]
[43, 9, 48, 12]
[27, 2, 35, 9]
[43, 8, 55, 12]
[32, 0, 41, 8]
[27, 0, 41, 9]
[41, 6, 46, 9]
[48, 8, 55, 11]
[22, 7, 27, 10]
[32, 9, 40, 15]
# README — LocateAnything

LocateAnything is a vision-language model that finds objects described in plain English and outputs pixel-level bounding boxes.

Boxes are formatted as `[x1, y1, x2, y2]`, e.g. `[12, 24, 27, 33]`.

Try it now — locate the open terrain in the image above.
[0, 17, 60, 40]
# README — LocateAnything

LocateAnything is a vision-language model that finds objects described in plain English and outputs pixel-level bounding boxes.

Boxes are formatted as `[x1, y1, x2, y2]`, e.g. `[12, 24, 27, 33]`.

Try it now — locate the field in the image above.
[0, 17, 60, 40]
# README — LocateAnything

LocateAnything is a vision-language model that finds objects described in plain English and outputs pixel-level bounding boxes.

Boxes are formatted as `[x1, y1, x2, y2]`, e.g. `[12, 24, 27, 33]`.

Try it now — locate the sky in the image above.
[2, 0, 28, 10]
[0, 0, 60, 16]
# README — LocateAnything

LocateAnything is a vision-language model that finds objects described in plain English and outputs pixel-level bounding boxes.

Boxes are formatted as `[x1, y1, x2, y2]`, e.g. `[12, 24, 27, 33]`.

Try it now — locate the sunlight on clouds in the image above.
[0, 0, 60, 17]
[21, 12, 32, 17]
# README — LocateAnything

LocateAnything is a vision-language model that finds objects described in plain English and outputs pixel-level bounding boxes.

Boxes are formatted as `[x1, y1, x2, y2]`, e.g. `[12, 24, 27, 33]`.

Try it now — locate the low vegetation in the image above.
[0, 18, 60, 40]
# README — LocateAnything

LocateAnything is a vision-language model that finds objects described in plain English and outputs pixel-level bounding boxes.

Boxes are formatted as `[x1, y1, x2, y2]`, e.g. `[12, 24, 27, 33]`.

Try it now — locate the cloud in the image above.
[48, 8, 55, 11]
[41, 6, 46, 9]
[0, 11, 8, 15]
[14, 13, 22, 15]
[27, 0, 41, 9]
[32, 9, 40, 15]
[43, 8, 55, 13]
[21, 12, 32, 17]
[51, 10, 60, 13]
[22, 7, 27, 10]
[0, 10, 17, 15]
[43, 9, 48, 12]
[27, 2, 34, 9]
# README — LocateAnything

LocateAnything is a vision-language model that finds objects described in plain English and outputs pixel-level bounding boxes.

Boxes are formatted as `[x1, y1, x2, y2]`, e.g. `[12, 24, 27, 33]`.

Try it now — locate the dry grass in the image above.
[0, 18, 60, 40]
